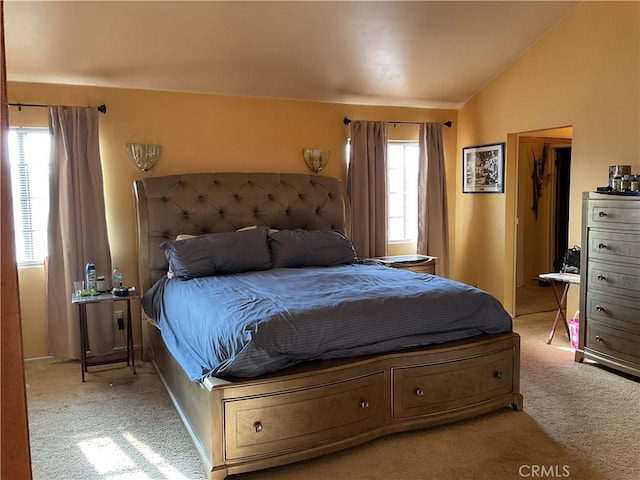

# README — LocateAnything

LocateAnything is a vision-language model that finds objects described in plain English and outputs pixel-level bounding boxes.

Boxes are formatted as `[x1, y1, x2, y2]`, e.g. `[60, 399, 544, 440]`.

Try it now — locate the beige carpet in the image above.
[515, 283, 559, 317]
[25, 312, 639, 480]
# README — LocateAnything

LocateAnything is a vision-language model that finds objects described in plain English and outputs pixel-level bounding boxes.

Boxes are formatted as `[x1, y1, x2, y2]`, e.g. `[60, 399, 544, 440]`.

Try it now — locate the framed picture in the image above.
[462, 143, 505, 193]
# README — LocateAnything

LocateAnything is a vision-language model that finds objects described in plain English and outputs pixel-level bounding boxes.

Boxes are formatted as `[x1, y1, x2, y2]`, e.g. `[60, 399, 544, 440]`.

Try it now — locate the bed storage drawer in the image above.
[392, 349, 513, 419]
[224, 372, 386, 461]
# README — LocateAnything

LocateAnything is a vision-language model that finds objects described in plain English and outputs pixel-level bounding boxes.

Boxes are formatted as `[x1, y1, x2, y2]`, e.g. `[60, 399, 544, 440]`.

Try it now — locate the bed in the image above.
[133, 172, 523, 480]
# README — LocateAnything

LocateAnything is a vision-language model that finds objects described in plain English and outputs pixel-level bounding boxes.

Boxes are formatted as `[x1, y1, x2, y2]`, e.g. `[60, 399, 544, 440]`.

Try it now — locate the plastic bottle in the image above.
[86, 263, 96, 291]
[112, 267, 123, 289]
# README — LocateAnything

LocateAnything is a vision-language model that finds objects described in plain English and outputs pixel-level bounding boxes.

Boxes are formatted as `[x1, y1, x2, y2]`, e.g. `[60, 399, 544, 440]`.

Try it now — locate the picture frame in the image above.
[462, 143, 505, 193]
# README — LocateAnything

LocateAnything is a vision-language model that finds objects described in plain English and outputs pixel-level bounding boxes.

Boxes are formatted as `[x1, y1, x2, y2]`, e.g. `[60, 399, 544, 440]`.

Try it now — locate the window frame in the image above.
[8, 127, 51, 267]
[386, 140, 419, 244]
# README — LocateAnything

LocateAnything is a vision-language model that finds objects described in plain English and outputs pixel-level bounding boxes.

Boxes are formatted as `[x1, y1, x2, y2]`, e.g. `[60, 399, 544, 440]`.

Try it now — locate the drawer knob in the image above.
[253, 422, 263, 433]
[415, 388, 424, 397]
[595, 336, 604, 342]
[598, 211, 607, 217]
[596, 304, 604, 312]
[597, 275, 606, 281]
[598, 243, 607, 249]
[360, 400, 370, 409]
[494, 371, 504, 379]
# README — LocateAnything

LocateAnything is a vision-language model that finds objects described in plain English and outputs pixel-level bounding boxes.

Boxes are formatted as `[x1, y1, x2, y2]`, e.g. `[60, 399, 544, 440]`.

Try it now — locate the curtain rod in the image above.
[343, 116, 451, 128]
[7, 102, 107, 114]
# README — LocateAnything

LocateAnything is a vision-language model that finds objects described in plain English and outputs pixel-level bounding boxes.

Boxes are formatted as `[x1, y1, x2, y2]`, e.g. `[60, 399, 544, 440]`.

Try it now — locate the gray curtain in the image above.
[417, 122, 450, 277]
[47, 106, 113, 358]
[347, 121, 388, 258]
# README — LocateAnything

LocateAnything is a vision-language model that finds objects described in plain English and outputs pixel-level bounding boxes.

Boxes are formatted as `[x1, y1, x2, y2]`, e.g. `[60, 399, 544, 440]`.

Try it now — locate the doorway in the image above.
[515, 128, 572, 317]
[552, 146, 572, 271]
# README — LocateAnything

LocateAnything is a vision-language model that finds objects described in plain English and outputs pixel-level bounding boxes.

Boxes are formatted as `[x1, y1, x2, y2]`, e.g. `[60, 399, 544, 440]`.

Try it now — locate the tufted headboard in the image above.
[133, 172, 350, 294]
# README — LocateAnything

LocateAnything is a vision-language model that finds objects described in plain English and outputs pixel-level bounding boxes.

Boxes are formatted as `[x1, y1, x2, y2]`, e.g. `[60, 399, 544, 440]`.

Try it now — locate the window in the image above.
[8, 129, 51, 265]
[387, 142, 418, 243]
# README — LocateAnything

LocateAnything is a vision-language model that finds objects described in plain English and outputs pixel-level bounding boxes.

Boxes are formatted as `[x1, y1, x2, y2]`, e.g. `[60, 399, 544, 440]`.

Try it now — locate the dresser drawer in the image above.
[383, 258, 437, 275]
[587, 200, 640, 232]
[392, 350, 513, 420]
[588, 230, 640, 266]
[585, 321, 640, 365]
[396, 263, 436, 274]
[586, 292, 640, 333]
[224, 372, 386, 461]
[588, 261, 640, 298]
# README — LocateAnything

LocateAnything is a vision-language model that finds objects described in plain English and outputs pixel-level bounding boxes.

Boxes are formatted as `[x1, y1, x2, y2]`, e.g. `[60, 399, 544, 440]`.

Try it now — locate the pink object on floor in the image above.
[569, 311, 580, 349]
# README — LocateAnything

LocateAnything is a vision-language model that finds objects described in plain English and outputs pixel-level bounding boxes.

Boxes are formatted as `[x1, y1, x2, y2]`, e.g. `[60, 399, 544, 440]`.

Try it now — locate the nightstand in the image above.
[375, 254, 438, 274]
[72, 290, 139, 382]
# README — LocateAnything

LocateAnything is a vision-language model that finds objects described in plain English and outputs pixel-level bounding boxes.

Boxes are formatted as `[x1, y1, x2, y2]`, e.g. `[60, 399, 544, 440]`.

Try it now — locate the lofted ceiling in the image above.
[4, 1, 579, 109]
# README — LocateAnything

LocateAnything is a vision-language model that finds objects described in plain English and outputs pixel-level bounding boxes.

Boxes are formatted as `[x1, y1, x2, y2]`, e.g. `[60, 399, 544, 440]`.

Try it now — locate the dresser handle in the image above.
[415, 388, 424, 397]
[595, 336, 603, 342]
[598, 243, 607, 249]
[596, 304, 604, 312]
[598, 211, 607, 217]
[360, 400, 370, 409]
[597, 275, 606, 281]
[494, 371, 504, 379]
[254, 422, 263, 433]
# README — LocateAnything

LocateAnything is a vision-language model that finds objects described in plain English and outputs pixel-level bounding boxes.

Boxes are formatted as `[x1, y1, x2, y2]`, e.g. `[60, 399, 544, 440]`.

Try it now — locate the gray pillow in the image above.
[160, 226, 272, 279]
[269, 229, 357, 268]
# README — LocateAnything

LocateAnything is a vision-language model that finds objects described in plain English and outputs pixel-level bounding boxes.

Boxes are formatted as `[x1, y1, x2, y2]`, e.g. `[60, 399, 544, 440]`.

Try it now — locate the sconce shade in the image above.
[303, 148, 330, 173]
[127, 143, 162, 172]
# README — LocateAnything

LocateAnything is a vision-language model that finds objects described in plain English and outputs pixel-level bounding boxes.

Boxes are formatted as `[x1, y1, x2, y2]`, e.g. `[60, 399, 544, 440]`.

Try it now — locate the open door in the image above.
[0, 1, 33, 477]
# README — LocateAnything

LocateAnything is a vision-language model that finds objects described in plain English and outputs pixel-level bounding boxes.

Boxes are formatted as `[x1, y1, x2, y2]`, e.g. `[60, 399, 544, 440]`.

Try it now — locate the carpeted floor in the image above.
[25, 311, 639, 480]
[515, 283, 558, 317]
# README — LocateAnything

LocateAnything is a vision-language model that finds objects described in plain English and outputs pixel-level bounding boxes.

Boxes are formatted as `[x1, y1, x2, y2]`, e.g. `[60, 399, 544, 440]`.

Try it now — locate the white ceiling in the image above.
[4, 1, 579, 109]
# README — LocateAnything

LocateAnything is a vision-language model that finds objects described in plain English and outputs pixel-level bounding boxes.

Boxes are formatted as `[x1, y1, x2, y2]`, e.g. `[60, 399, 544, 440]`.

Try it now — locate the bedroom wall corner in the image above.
[454, 1, 640, 315]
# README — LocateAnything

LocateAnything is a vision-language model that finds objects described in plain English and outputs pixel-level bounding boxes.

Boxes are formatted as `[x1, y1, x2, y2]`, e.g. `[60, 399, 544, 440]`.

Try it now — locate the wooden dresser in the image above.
[576, 192, 640, 376]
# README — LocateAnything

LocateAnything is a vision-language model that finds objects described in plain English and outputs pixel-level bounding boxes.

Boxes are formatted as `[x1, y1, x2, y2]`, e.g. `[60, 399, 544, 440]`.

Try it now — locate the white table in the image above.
[538, 272, 581, 344]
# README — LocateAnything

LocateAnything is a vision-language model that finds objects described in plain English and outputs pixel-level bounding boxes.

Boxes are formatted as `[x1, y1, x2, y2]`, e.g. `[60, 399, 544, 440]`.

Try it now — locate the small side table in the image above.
[538, 272, 581, 345]
[375, 254, 438, 275]
[72, 291, 139, 382]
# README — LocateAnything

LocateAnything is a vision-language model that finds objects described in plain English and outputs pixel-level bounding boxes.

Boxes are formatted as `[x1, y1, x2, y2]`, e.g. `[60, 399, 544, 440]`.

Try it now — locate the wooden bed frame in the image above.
[133, 172, 523, 480]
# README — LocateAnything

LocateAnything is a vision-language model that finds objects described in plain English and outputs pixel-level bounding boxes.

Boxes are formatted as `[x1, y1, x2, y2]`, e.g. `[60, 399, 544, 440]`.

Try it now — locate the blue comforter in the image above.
[142, 263, 512, 381]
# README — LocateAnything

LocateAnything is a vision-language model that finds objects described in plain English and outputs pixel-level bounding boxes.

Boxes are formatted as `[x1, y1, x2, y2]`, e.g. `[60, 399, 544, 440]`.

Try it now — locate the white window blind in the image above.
[8, 129, 51, 265]
[387, 142, 419, 243]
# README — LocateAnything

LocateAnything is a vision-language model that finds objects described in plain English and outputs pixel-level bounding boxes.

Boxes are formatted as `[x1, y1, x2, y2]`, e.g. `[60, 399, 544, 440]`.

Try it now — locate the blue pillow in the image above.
[269, 229, 357, 268]
[160, 226, 272, 279]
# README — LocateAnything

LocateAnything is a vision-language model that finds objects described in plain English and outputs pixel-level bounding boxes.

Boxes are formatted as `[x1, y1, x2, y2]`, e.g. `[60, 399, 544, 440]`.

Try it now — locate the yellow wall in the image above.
[518, 141, 551, 284]
[456, 1, 640, 314]
[8, 84, 456, 358]
[17, 266, 47, 358]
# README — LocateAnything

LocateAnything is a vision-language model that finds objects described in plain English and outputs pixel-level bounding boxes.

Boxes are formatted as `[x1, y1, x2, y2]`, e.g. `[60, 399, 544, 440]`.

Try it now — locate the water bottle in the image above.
[112, 267, 123, 289]
[85, 263, 96, 291]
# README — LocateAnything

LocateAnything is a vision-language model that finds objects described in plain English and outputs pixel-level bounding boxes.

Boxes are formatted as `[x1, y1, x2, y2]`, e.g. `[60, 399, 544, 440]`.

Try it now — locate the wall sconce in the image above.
[303, 148, 330, 173]
[126, 143, 162, 172]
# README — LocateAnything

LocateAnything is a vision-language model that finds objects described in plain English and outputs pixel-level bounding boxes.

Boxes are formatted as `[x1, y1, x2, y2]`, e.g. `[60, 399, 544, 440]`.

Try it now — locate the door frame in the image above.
[508, 127, 572, 316]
